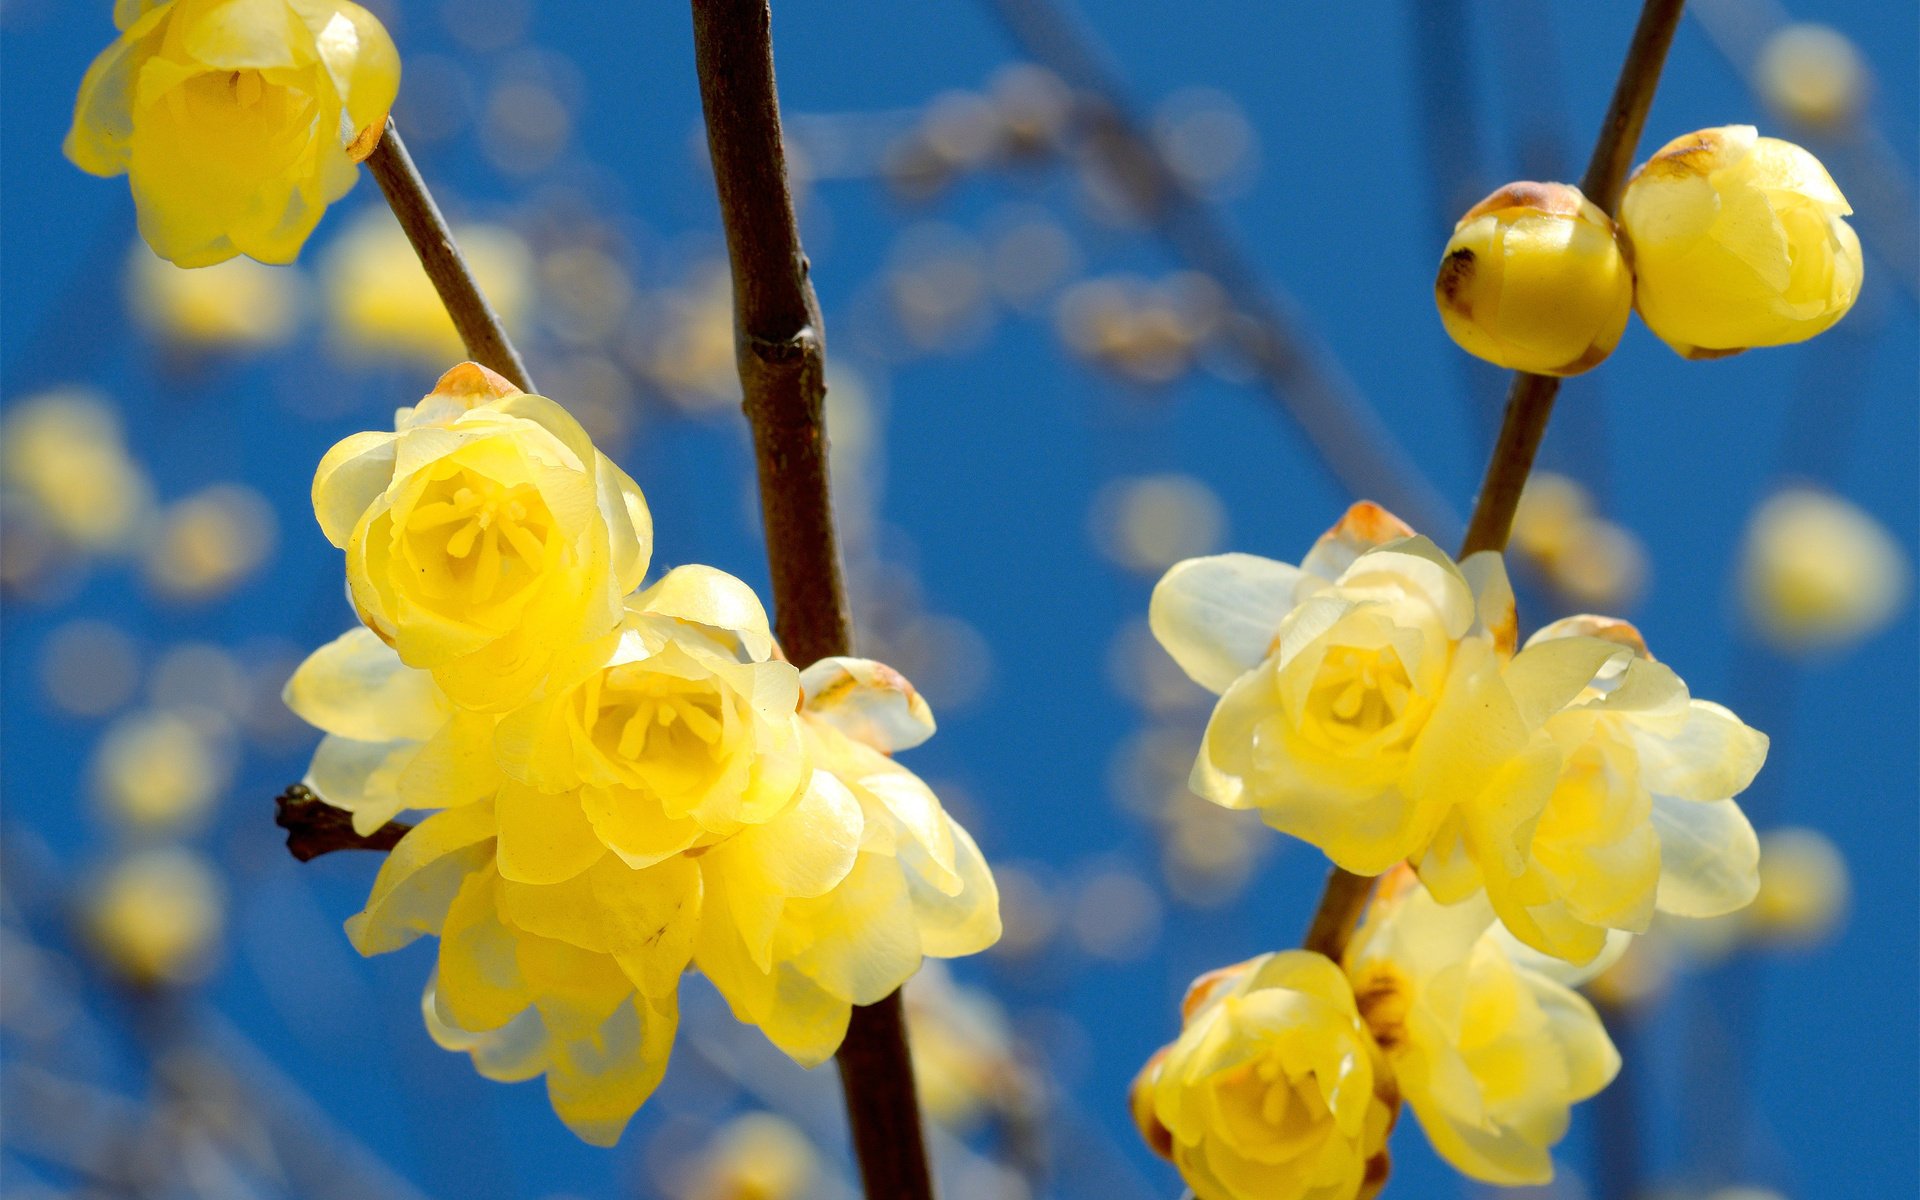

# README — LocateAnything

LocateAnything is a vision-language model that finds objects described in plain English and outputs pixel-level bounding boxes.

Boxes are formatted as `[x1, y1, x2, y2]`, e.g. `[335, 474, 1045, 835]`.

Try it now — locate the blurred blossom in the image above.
[541, 244, 635, 346]
[1512, 472, 1649, 610]
[90, 707, 236, 834]
[141, 484, 278, 600]
[323, 209, 533, 363]
[925, 90, 1001, 170]
[147, 643, 250, 718]
[1055, 273, 1225, 384]
[1584, 933, 1676, 1009]
[1090, 473, 1226, 574]
[442, 0, 534, 53]
[1105, 622, 1210, 716]
[989, 64, 1072, 160]
[1107, 724, 1264, 907]
[128, 248, 300, 351]
[988, 863, 1062, 960]
[1068, 865, 1162, 961]
[1741, 486, 1910, 653]
[1748, 827, 1850, 947]
[886, 224, 994, 353]
[986, 209, 1080, 311]
[679, 1112, 817, 1200]
[1151, 88, 1260, 199]
[906, 962, 1027, 1131]
[1, 388, 153, 553]
[635, 262, 738, 414]
[38, 620, 140, 718]
[84, 849, 225, 989]
[1757, 24, 1869, 129]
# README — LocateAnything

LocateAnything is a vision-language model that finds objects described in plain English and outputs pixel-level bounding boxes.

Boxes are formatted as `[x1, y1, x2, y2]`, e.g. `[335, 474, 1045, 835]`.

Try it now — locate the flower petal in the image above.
[1149, 553, 1306, 694]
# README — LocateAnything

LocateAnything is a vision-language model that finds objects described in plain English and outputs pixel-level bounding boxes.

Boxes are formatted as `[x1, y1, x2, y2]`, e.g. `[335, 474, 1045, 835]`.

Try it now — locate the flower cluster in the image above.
[1436, 126, 1860, 372]
[286, 364, 999, 1144]
[1134, 501, 1764, 1195]
[68, 0, 401, 267]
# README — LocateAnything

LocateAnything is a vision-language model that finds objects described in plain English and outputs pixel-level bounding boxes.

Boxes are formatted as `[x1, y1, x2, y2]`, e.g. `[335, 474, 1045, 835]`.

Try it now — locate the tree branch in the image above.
[689, 3, 932, 1197]
[274, 785, 412, 862]
[363, 120, 535, 393]
[1298, 0, 1690, 961]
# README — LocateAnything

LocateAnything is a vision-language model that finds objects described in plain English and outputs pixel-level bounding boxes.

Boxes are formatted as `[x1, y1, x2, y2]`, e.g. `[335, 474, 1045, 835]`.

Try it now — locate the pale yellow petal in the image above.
[1149, 553, 1305, 693]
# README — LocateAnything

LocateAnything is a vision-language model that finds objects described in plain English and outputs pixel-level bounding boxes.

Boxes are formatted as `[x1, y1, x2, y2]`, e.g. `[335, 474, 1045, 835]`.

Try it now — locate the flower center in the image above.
[1305, 645, 1414, 745]
[404, 469, 554, 605]
[577, 668, 731, 798]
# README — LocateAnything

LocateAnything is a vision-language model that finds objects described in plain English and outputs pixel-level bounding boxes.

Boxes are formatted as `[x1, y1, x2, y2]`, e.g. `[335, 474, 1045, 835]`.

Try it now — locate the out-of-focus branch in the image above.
[980, 0, 1460, 541]
[363, 120, 535, 391]
[688, 3, 933, 1198]
[274, 785, 411, 862]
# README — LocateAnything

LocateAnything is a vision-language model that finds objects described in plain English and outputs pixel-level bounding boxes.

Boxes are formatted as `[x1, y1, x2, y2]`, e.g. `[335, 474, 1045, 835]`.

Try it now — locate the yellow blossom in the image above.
[695, 656, 1000, 1066]
[1435, 183, 1631, 376]
[66, 0, 401, 267]
[491, 565, 809, 876]
[1425, 615, 1767, 964]
[143, 483, 278, 599]
[1757, 24, 1869, 129]
[1345, 869, 1618, 1185]
[86, 848, 225, 987]
[1619, 126, 1861, 358]
[346, 801, 697, 1147]
[682, 1113, 818, 1200]
[1150, 502, 1540, 875]
[906, 961, 1025, 1129]
[0, 388, 153, 553]
[91, 706, 236, 832]
[1131, 951, 1396, 1200]
[1748, 827, 1849, 946]
[129, 245, 301, 348]
[311, 362, 652, 709]
[1740, 487, 1910, 654]
[323, 210, 533, 364]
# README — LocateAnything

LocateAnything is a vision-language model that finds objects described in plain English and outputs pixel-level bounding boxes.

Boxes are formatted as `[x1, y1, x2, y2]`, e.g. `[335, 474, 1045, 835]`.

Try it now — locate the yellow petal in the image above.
[1149, 553, 1305, 694]
[1650, 795, 1761, 917]
[283, 626, 442, 742]
[799, 657, 936, 752]
[345, 803, 495, 955]
[496, 782, 606, 886]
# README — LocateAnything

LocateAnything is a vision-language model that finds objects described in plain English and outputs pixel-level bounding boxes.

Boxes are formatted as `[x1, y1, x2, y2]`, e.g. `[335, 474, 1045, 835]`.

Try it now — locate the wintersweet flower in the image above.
[1618, 126, 1862, 358]
[67, 0, 401, 266]
[1345, 869, 1618, 1185]
[1430, 616, 1767, 964]
[696, 656, 1001, 1066]
[1435, 183, 1632, 376]
[346, 801, 698, 1146]
[1150, 502, 1545, 875]
[1130, 951, 1397, 1200]
[1740, 486, 1911, 654]
[311, 363, 652, 709]
[491, 565, 809, 877]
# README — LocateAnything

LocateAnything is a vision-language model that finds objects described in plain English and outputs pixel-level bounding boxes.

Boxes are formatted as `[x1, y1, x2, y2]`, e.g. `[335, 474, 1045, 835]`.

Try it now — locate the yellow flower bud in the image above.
[1346, 870, 1618, 1185]
[1151, 502, 1532, 876]
[86, 848, 225, 988]
[66, 0, 401, 267]
[1757, 24, 1869, 130]
[1435, 183, 1632, 376]
[1132, 951, 1396, 1200]
[1619, 126, 1862, 357]
[311, 363, 653, 709]
[1740, 486, 1910, 654]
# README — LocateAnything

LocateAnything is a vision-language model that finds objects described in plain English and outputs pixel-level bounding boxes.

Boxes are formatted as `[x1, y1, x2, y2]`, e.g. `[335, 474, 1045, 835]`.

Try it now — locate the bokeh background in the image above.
[2, 1, 1915, 1198]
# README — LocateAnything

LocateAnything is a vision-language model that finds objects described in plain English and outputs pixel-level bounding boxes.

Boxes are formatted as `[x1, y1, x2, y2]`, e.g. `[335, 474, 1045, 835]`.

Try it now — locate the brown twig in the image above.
[1298, 0, 1690, 961]
[363, 120, 535, 392]
[689, 3, 932, 1197]
[275, 785, 412, 862]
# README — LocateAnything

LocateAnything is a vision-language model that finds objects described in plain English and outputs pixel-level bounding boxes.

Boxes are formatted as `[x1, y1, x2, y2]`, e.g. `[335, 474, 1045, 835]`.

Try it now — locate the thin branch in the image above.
[980, 0, 1460, 542]
[274, 785, 412, 862]
[688, 3, 932, 1198]
[363, 120, 535, 392]
[1297, 0, 1690, 958]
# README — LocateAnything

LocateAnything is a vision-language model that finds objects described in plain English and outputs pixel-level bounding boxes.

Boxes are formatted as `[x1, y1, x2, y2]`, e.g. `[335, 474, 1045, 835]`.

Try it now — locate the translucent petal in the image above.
[545, 992, 677, 1147]
[1300, 502, 1417, 581]
[1650, 795, 1761, 917]
[283, 626, 442, 742]
[1149, 553, 1306, 693]
[344, 803, 495, 955]
[1635, 701, 1769, 802]
[799, 657, 937, 752]
[310, 430, 395, 548]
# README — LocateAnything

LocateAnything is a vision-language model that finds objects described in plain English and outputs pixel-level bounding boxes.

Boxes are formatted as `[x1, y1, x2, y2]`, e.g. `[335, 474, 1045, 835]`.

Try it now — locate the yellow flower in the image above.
[346, 801, 698, 1146]
[683, 1113, 819, 1200]
[0, 388, 154, 553]
[1345, 869, 1618, 1186]
[1619, 126, 1862, 358]
[491, 565, 809, 878]
[129, 244, 301, 348]
[1748, 826, 1849, 946]
[66, 0, 401, 267]
[696, 657, 1001, 1066]
[311, 362, 653, 709]
[1425, 616, 1767, 965]
[1740, 486, 1911, 654]
[86, 847, 226, 988]
[1757, 24, 1868, 129]
[1150, 502, 1540, 875]
[1434, 183, 1632, 376]
[1131, 952, 1396, 1200]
